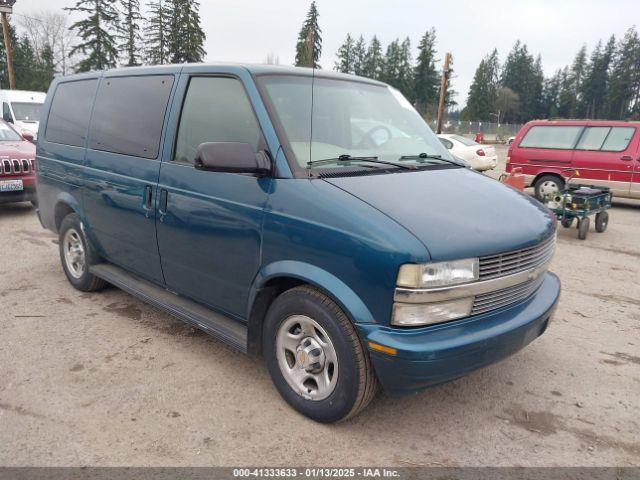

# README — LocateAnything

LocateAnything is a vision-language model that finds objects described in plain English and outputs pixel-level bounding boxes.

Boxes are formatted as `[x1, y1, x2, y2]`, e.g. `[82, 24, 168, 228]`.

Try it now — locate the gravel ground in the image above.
[1, 146, 639, 466]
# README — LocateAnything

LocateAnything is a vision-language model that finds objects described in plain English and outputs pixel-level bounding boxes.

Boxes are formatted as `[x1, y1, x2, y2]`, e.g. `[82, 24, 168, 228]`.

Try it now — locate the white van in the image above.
[0, 90, 46, 141]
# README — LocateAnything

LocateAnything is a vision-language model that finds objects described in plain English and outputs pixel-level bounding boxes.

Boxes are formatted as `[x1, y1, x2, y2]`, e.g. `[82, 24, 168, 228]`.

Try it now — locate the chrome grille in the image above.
[472, 275, 545, 315]
[2, 159, 11, 174]
[12, 159, 20, 173]
[22, 159, 30, 172]
[479, 234, 556, 280]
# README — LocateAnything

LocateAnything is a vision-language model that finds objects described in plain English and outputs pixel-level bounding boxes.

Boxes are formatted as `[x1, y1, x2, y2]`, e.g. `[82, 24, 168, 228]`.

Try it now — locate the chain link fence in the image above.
[428, 120, 523, 143]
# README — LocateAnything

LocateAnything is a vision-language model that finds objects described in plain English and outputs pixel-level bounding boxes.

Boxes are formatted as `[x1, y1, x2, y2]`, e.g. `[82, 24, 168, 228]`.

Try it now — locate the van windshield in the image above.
[258, 75, 455, 172]
[12, 102, 43, 122]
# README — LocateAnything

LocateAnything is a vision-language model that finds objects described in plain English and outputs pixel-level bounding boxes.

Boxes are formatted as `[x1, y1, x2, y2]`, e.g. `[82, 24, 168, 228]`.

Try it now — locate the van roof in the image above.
[524, 119, 640, 127]
[52, 62, 388, 87]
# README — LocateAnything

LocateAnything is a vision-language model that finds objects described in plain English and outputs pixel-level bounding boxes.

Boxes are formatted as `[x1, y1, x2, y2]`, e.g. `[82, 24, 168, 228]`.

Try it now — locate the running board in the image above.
[90, 263, 248, 352]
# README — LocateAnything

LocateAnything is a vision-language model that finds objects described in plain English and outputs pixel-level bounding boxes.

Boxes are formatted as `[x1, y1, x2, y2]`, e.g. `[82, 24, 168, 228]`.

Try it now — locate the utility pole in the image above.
[0, 0, 16, 90]
[436, 52, 452, 134]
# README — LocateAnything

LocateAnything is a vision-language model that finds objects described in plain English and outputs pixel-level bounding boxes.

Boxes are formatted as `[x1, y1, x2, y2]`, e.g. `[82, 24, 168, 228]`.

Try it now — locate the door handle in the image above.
[159, 189, 168, 217]
[621, 155, 633, 161]
[143, 185, 152, 209]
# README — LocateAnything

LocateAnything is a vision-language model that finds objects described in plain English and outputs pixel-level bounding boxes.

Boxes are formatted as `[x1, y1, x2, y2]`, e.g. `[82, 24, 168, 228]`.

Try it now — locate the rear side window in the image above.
[576, 127, 610, 150]
[45, 80, 98, 147]
[452, 135, 477, 146]
[601, 127, 635, 151]
[519, 126, 583, 150]
[89, 75, 174, 159]
[174, 77, 262, 164]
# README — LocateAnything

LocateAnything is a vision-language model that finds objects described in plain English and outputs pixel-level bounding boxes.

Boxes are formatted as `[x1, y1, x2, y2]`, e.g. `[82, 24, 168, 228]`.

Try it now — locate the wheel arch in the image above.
[245, 261, 375, 355]
[53, 193, 82, 233]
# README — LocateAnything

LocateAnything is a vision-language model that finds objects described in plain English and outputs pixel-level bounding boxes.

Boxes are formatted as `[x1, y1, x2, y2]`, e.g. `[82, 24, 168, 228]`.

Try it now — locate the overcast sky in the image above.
[11, 0, 639, 106]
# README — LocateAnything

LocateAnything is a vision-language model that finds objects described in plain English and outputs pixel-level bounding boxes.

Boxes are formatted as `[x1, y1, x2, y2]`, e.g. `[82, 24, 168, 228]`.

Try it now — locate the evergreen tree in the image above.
[557, 66, 574, 118]
[167, 0, 206, 63]
[13, 34, 40, 90]
[362, 36, 384, 80]
[396, 37, 414, 99]
[606, 27, 640, 119]
[541, 69, 563, 118]
[580, 37, 616, 118]
[145, 0, 171, 65]
[568, 45, 588, 116]
[66, 0, 120, 72]
[382, 39, 402, 88]
[294, 1, 322, 68]
[0, 22, 17, 89]
[334, 34, 355, 73]
[500, 41, 541, 122]
[352, 35, 367, 76]
[463, 49, 499, 121]
[413, 28, 439, 114]
[36, 44, 56, 91]
[119, 0, 143, 66]
[436, 55, 457, 110]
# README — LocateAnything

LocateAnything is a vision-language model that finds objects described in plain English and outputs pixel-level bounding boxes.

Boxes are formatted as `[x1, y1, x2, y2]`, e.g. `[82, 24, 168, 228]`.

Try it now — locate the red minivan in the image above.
[506, 120, 640, 200]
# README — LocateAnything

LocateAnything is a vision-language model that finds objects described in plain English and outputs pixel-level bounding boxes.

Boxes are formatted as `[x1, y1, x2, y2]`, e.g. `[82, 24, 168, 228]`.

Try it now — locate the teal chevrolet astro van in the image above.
[36, 64, 560, 422]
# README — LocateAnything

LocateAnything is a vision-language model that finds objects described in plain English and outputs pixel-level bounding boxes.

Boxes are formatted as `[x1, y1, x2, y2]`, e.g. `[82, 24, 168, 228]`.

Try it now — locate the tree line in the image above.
[463, 28, 640, 123]
[0, 0, 206, 91]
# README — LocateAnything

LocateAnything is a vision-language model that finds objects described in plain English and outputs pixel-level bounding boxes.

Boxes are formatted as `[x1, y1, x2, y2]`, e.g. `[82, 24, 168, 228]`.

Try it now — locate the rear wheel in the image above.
[595, 211, 609, 233]
[59, 213, 107, 292]
[534, 175, 565, 201]
[578, 217, 590, 240]
[561, 217, 574, 228]
[263, 285, 378, 423]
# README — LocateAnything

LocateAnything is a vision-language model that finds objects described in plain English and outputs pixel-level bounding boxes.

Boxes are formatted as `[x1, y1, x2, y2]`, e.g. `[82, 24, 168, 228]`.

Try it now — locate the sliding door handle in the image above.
[143, 185, 153, 209]
[159, 189, 168, 216]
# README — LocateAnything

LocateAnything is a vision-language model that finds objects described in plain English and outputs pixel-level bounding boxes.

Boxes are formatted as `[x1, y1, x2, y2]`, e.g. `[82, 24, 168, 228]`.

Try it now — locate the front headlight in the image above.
[392, 297, 474, 326]
[396, 258, 479, 288]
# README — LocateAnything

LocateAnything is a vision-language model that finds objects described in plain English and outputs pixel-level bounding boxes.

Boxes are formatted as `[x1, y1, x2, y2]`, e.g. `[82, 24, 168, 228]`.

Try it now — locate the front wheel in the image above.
[561, 217, 574, 228]
[263, 285, 378, 423]
[578, 217, 590, 240]
[58, 213, 107, 292]
[595, 211, 609, 232]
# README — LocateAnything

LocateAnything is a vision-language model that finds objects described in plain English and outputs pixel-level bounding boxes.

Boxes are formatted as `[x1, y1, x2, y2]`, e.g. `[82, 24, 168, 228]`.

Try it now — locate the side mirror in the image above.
[194, 142, 270, 176]
[22, 131, 34, 143]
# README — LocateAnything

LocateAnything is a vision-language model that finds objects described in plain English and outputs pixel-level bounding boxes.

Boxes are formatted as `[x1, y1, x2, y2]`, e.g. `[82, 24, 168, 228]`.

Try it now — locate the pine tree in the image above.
[501, 41, 541, 122]
[145, 0, 170, 65]
[352, 35, 367, 76]
[167, 0, 206, 64]
[541, 70, 563, 118]
[294, 2, 322, 68]
[382, 39, 402, 90]
[362, 36, 383, 80]
[13, 35, 40, 90]
[464, 49, 500, 121]
[66, 0, 120, 72]
[119, 0, 143, 66]
[606, 27, 640, 119]
[334, 34, 355, 73]
[397, 37, 415, 100]
[413, 29, 439, 114]
[557, 66, 574, 118]
[580, 37, 615, 118]
[568, 45, 588, 117]
[37, 44, 56, 91]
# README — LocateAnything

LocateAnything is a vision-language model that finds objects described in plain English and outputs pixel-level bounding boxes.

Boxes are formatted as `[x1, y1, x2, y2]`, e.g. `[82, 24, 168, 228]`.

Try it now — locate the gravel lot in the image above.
[1, 145, 639, 466]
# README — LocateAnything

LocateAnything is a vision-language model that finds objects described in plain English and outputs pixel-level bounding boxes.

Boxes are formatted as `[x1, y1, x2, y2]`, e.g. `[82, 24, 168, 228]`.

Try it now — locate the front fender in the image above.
[250, 260, 376, 324]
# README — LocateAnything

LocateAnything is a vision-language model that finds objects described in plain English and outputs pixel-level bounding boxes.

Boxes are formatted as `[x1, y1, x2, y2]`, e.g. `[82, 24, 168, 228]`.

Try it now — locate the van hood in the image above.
[323, 167, 556, 261]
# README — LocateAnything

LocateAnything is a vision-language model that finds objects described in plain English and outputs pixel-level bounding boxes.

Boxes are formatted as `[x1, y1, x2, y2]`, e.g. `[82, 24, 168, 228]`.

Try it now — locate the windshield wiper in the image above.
[307, 154, 415, 170]
[399, 152, 462, 166]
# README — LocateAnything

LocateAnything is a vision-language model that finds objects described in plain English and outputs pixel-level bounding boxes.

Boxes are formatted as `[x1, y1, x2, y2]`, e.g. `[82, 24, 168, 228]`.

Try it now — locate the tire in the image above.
[30, 198, 38, 208]
[595, 211, 609, 233]
[534, 175, 565, 201]
[561, 217, 574, 228]
[578, 217, 590, 240]
[58, 213, 107, 292]
[263, 285, 378, 423]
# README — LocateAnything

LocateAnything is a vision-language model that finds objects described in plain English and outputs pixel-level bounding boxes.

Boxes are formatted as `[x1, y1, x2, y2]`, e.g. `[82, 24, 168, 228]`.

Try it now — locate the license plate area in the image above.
[0, 179, 24, 192]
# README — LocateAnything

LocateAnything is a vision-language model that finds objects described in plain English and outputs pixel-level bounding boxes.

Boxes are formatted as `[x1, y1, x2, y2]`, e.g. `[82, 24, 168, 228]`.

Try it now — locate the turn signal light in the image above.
[368, 341, 397, 356]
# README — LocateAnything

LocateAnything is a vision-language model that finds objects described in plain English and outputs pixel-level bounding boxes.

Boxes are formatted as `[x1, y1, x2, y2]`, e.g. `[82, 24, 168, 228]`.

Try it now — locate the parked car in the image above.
[437, 134, 497, 171]
[507, 119, 640, 200]
[0, 119, 36, 206]
[36, 65, 560, 423]
[0, 90, 46, 141]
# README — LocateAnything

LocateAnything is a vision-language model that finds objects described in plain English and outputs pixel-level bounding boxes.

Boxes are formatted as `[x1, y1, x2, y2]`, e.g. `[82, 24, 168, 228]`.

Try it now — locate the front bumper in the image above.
[357, 271, 560, 394]
[0, 186, 35, 204]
